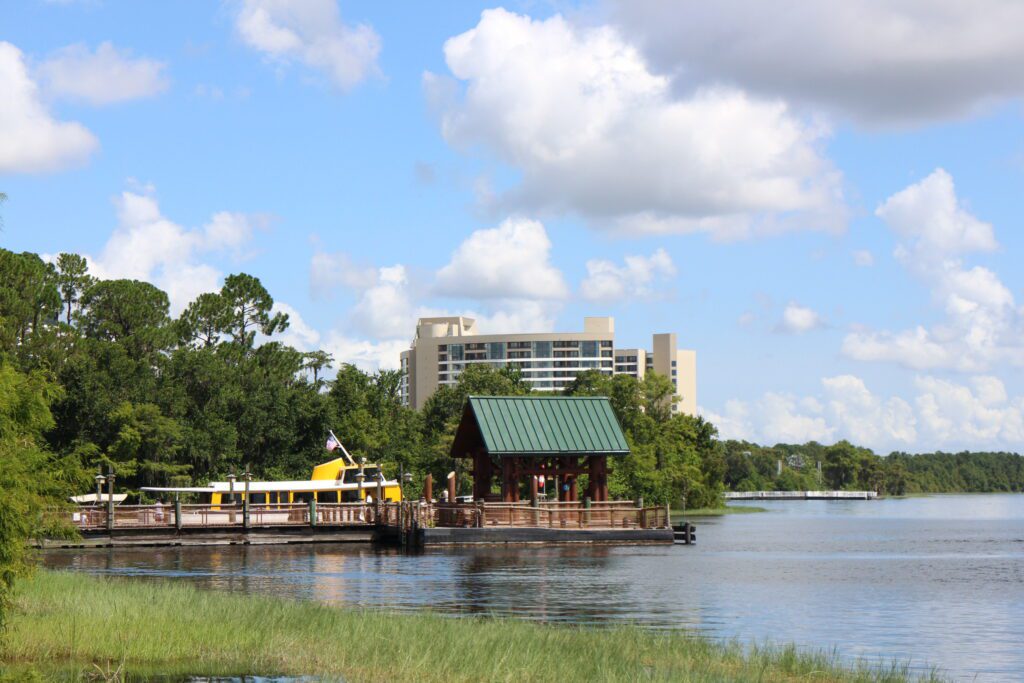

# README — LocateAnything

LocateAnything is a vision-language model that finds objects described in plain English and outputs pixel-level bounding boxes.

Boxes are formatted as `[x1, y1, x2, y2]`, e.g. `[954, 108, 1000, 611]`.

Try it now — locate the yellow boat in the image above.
[142, 456, 402, 505]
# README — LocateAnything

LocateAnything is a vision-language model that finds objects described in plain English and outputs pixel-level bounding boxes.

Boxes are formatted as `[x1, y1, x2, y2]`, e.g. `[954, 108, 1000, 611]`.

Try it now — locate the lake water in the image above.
[43, 494, 1024, 681]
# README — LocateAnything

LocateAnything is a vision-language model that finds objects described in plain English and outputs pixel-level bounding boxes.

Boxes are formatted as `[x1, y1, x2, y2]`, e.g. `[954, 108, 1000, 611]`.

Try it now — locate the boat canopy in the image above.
[141, 477, 398, 495]
[70, 493, 128, 505]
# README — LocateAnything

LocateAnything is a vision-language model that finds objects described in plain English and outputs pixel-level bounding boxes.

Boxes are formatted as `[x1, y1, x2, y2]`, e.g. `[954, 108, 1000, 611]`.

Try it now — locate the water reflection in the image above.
[43, 494, 1024, 681]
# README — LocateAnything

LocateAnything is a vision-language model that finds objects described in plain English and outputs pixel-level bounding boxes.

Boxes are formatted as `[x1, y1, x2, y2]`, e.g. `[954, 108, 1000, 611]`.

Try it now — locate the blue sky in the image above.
[3, 1, 1024, 453]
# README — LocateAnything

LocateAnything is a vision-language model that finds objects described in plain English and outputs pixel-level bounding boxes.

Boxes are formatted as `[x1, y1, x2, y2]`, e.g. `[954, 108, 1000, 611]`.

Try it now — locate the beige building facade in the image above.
[400, 316, 697, 416]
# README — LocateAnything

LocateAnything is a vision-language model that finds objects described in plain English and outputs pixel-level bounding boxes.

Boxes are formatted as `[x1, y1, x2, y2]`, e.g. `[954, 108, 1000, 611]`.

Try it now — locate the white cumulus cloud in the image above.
[843, 169, 1023, 372]
[779, 302, 826, 333]
[87, 190, 258, 314]
[235, 0, 380, 91]
[0, 41, 97, 173]
[428, 8, 843, 240]
[580, 248, 675, 302]
[609, 0, 1024, 125]
[37, 42, 168, 105]
[876, 169, 997, 258]
[434, 217, 569, 300]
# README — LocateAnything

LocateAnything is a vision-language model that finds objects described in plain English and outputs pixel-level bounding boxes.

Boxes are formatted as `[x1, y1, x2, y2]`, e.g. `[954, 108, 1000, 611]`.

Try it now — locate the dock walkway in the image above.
[45, 500, 675, 548]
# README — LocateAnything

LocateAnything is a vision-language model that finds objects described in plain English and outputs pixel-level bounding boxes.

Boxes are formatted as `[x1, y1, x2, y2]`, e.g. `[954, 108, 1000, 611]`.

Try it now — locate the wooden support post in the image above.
[447, 471, 457, 505]
[423, 473, 433, 502]
[106, 470, 115, 533]
[569, 459, 578, 502]
[174, 496, 182, 531]
[243, 465, 251, 530]
[501, 458, 514, 502]
[309, 498, 317, 528]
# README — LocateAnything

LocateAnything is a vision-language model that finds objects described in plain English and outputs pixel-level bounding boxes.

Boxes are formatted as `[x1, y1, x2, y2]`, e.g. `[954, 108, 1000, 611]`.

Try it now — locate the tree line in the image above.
[721, 440, 1024, 496]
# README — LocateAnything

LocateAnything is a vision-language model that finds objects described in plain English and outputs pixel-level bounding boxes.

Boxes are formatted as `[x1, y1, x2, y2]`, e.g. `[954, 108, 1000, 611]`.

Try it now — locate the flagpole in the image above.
[329, 429, 357, 466]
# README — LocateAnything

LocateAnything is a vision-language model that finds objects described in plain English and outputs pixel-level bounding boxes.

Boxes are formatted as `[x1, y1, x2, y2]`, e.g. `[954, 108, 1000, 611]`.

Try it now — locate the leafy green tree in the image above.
[219, 273, 288, 348]
[78, 279, 172, 356]
[0, 363, 84, 632]
[55, 253, 92, 325]
[105, 402, 190, 489]
[0, 250, 60, 355]
[302, 350, 334, 386]
[178, 292, 231, 348]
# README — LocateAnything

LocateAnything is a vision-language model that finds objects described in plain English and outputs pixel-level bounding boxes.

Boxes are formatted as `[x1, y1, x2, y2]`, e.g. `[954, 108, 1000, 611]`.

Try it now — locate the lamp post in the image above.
[355, 470, 366, 522]
[227, 472, 236, 504]
[94, 472, 105, 503]
[402, 471, 414, 538]
[93, 472, 105, 529]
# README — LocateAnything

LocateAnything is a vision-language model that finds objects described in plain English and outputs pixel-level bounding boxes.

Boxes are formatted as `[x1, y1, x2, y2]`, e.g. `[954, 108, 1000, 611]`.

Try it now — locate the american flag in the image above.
[325, 434, 340, 452]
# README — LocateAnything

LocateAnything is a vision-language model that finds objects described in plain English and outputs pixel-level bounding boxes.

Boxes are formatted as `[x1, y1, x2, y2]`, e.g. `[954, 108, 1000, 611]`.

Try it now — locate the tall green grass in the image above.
[2, 571, 942, 682]
[677, 505, 767, 517]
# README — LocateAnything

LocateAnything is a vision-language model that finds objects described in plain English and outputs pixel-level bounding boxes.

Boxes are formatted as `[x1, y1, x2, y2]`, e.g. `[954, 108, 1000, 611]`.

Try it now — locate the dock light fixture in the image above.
[227, 472, 236, 503]
[402, 471, 414, 514]
[355, 469, 365, 500]
[94, 472, 106, 502]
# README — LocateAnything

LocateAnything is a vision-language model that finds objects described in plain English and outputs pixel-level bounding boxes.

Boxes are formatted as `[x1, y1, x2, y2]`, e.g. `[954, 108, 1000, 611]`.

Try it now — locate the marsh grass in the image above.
[2, 571, 942, 682]
[676, 505, 767, 517]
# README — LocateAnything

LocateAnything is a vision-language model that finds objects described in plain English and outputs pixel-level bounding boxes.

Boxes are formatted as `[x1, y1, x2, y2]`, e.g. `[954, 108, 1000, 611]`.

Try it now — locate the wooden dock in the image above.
[45, 500, 678, 548]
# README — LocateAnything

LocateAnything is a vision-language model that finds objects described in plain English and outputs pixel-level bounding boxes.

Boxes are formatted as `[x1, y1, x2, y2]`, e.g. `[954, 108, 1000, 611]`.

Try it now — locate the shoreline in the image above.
[2, 570, 942, 682]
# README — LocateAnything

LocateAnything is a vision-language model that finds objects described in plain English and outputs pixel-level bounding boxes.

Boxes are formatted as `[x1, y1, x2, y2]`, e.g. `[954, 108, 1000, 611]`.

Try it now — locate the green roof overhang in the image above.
[450, 395, 631, 458]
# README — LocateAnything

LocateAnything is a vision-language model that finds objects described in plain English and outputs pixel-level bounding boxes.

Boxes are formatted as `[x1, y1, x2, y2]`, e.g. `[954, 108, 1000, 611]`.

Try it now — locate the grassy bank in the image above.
[2, 571, 940, 682]
[678, 505, 767, 517]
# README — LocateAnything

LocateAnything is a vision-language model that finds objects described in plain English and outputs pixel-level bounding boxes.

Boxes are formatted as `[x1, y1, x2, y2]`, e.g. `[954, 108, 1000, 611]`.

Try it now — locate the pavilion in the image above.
[450, 395, 631, 503]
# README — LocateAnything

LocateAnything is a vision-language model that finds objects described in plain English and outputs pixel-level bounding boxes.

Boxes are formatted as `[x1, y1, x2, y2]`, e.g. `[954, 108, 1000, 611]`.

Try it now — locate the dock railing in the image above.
[63, 502, 381, 532]
[61, 500, 669, 534]
[407, 501, 669, 531]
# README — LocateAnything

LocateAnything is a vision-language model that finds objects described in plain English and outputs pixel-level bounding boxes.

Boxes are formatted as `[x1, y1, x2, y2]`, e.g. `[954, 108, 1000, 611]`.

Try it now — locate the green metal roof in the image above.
[452, 395, 630, 457]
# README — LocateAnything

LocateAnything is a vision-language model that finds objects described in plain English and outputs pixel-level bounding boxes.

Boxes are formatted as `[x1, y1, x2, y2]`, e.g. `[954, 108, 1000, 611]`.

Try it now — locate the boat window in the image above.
[294, 492, 313, 504]
[342, 490, 361, 502]
[319, 491, 339, 503]
[250, 493, 266, 505]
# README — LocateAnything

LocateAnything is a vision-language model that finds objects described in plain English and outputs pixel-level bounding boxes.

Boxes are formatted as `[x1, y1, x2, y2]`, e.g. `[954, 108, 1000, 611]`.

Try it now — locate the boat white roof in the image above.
[142, 478, 398, 494]
[70, 493, 128, 504]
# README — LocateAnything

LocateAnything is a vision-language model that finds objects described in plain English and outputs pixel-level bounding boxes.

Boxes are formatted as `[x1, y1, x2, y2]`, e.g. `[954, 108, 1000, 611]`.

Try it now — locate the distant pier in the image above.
[723, 491, 878, 501]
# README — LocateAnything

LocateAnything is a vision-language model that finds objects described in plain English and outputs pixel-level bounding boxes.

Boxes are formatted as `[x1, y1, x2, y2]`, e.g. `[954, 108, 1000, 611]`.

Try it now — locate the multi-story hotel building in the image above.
[399, 316, 697, 416]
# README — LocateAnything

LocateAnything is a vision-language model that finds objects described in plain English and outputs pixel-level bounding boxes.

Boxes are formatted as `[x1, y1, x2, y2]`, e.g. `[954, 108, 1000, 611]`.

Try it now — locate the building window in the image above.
[600, 340, 613, 348]
[489, 342, 506, 359]
[581, 340, 598, 357]
[449, 344, 464, 361]
[533, 340, 552, 358]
